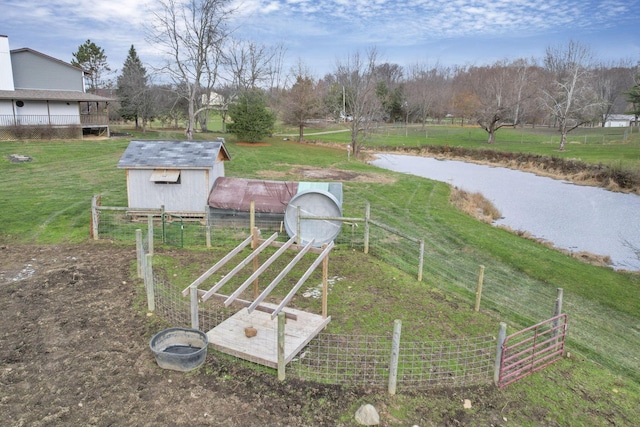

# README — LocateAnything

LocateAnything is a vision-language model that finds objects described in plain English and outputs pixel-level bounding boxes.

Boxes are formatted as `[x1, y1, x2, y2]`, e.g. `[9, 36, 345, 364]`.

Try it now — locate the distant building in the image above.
[0, 35, 113, 140]
[604, 114, 636, 128]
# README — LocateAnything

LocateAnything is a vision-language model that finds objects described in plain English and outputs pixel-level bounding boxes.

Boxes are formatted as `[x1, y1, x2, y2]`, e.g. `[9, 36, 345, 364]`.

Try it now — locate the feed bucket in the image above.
[149, 327, 208, 372]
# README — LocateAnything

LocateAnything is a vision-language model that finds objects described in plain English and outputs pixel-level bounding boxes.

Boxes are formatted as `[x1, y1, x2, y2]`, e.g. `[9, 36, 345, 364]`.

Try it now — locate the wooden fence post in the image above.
[206, 225, 212, 248]
[475, 265, 485, 312]
[494, 322, 507, 386]
[322, 244, 329, 319]
[364, 203, 370, 254]
[90, 195, 100, 240]
[135, 229, 143, 279]
[418, 239, 425, 282]
[147, 215, 154, 256]
[250, 200, 255, 232]
[144, 253, 155, 312]
[554, 288, 564, 317]
[296, 205, 301, 245]
[190, 285, 199, 330]
[388, 319, 402, 395]
[278, 312, 286, 381]
[553, 288, 564, 343]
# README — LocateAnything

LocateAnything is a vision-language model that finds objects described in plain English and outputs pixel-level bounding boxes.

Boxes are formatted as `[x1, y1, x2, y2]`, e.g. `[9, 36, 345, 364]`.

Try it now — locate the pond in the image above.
[370, 153, 640, 271]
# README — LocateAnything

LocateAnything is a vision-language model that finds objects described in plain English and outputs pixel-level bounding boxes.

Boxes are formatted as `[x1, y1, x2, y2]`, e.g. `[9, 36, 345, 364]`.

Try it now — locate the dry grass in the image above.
[449, 187, 502, 223]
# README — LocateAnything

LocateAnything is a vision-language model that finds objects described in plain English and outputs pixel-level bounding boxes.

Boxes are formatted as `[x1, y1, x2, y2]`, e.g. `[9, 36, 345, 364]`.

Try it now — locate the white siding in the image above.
[0, 36, 15, 91]
[127, 168, 219, 213]
[0, 100, 14, 116]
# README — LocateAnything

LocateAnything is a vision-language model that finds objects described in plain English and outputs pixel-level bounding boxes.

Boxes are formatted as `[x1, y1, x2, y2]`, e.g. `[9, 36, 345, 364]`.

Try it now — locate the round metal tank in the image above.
[284, 189, 342, 247]
[149, 327, 208, 372]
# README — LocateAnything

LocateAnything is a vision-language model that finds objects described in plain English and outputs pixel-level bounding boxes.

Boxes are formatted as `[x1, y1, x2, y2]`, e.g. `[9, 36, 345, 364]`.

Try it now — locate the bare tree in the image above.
[465, 59, 537, 143]
[592, 60, 635, 126]
[147, 0, 233, 139]
[281, 62, 325, 141]
[540, 40, 602, 150]
[335, 48, 382, 158]
[405, 63, 451, 128]
[224, 39, 286, 91]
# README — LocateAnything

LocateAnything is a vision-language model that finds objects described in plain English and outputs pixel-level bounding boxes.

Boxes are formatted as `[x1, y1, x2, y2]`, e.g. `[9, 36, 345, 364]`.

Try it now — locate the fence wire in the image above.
[98, 199, 640, 383]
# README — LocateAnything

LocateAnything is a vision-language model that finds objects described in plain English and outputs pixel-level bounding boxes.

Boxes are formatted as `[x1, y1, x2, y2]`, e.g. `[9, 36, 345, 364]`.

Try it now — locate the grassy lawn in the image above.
[1, 126, 639, 425]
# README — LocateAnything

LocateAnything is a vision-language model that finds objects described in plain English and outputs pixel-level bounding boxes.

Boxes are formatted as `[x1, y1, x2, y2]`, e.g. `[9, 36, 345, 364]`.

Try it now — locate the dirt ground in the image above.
[0, 242, 530, 426]
[0, 243, 370, 426]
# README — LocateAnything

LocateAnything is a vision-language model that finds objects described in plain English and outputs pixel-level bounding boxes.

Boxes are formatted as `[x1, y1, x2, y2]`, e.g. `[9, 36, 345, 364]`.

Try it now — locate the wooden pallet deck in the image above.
[206, 303, 330, 368]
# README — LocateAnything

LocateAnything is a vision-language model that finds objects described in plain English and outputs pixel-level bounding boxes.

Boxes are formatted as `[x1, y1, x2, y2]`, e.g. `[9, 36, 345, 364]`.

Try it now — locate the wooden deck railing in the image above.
[0, 114, 109, 127]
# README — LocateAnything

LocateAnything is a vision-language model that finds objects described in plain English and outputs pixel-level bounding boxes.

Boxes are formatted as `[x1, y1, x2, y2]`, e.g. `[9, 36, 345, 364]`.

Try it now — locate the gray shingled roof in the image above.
[117, 140, 231, 169]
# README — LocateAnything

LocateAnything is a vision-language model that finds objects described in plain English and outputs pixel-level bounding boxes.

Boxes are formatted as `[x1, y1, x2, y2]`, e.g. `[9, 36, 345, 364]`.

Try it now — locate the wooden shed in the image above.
[117, 139, 230, 215]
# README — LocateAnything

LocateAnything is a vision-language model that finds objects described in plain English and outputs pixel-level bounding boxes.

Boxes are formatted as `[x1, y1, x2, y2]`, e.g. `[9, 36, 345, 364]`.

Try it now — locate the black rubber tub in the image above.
[149, 327, 209, 372]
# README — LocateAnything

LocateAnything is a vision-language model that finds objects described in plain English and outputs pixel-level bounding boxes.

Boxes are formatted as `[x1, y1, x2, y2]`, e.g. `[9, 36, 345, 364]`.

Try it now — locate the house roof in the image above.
[117, 140, 231, 169]
[0, 88, 113, 102]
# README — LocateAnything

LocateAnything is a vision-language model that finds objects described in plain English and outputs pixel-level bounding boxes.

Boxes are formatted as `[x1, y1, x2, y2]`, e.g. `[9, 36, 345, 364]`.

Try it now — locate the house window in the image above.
[150, 169, 181, 184]
[16, 100, 24, 107]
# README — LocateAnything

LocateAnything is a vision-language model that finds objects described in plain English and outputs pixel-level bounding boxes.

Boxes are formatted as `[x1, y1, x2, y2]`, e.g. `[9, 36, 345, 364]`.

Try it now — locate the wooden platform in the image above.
[206, 303, 330, 368]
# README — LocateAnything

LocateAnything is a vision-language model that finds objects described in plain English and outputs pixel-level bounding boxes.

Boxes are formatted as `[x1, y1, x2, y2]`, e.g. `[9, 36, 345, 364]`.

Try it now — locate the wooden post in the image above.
[206, 225, 211, 248]
[277, 312, 286, 381]
[418, 239, 425, 282]
[160, 205, 166, 243]
[145, 253, 155, 312]
[296, 205, 301, 245]
[364, 203, 370, 254]
[190, 285, 199, 330]
[250, 200, 255, 232]
[147, 215, 154, 256]
[252, 226, 260, 299]
[494, 322, 507, 386]
[322, 244, 329, 319]
[135, 229, 143, 279]
[475, 265, 485, 312]
[553, 288, 564, 343]
[554, 288, 564, 317]
[90, 195, 100, 240]
[388, 319, 402, 395]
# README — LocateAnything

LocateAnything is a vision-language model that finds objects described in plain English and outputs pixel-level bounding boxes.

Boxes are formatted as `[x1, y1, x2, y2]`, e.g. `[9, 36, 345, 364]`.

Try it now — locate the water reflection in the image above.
[371, 153, 640, 271]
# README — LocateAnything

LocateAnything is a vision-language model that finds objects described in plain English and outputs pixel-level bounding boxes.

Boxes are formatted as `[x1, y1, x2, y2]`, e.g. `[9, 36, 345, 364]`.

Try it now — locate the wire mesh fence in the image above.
[96, 196, 640, 383]
[148, 268, 495, 390]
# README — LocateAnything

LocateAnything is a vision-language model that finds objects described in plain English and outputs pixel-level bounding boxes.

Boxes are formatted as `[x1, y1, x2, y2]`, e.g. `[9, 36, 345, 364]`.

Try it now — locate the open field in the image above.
[1, 127, 640, 425]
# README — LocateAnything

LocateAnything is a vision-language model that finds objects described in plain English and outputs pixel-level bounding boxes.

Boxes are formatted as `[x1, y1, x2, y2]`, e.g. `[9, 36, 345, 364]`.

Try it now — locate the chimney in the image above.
[0, 35, 16, 91]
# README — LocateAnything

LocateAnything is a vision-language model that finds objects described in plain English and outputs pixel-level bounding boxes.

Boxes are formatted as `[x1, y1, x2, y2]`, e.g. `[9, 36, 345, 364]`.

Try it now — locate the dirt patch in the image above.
[257, 165, 396, 184]
[236, 142, 270, 146]
[0, 243, 365, 426]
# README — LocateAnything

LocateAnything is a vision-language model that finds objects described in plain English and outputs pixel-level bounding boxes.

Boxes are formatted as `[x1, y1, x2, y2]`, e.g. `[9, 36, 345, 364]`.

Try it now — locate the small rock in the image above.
[463, 399, 472, 409]
[245, 327, 257, 338]
[355, 403, 379, 426]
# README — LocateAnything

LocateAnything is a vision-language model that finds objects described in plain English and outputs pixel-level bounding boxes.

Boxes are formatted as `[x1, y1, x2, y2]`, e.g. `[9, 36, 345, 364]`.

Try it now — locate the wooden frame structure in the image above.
[182, 228, 333, 368]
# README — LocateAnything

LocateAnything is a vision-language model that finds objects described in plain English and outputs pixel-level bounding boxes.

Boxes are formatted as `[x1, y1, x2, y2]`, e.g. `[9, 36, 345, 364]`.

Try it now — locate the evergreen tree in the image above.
[227, 90, 276, 142]
[117, 45, 150, 129]
[71, 40, 111, 92]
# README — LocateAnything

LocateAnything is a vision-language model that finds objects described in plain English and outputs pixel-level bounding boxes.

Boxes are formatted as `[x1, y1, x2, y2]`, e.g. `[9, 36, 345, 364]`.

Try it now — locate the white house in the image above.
[117, 140, 231, 215]
[604, 114, 636, 128]
[0, 35, 112, 140]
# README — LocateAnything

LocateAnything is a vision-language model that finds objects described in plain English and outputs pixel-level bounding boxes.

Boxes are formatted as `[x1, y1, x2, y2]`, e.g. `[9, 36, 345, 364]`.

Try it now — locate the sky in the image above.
[2, 0, 639, 83]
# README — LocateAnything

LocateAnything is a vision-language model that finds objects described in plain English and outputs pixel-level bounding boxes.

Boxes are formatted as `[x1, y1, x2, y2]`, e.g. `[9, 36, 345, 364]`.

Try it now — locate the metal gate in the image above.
[498, 314, 568, 388]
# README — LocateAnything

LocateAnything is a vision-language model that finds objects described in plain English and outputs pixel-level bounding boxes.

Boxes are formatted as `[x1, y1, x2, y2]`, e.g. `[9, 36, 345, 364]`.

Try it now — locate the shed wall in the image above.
[126, 168, 219, 213]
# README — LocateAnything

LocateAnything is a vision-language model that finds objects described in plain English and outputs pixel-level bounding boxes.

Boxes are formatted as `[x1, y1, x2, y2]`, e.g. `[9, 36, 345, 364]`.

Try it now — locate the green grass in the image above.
[1, 127, 640, 425]
[296, 122, 640, 168]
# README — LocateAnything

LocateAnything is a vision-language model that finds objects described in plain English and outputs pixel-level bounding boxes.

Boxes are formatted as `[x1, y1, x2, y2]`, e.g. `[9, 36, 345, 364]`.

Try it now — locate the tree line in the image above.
[70, 0, 640, 158]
